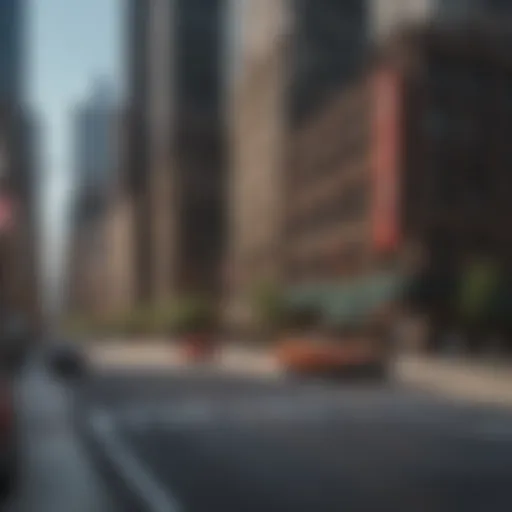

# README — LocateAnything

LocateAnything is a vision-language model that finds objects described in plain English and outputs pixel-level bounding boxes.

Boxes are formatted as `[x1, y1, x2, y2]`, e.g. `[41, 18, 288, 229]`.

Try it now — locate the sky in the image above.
[29, 0, 121, 313]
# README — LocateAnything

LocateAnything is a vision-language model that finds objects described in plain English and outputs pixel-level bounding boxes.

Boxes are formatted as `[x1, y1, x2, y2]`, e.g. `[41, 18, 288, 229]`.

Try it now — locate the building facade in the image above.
[370, 0, 512, 42]
[226, 0, 290, 325]
[125, 0, 153, 304]
[68, 81, 119, 317]
[170, 0, 226, 295]
[285, 79, 372, 284]
[227, 0, 373, 326]
[103, 190, 136, 317]
[73, 80, 118, 223]
[0, 0, 24, 104]
[0, 0, 41, 331]
[290, 0, 368, 125]
[124, 0, 227, 306]
[285, 24, 512, 349]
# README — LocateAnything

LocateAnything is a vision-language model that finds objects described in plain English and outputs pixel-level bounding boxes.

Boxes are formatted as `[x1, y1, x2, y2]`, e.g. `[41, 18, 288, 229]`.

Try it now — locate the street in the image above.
[5, 352, 512, 511]
[75, 365, 512, 512]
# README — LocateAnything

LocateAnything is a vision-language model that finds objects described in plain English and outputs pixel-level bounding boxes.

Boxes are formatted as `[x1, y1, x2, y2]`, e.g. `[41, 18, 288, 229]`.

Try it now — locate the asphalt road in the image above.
[77, 367, 512, 512]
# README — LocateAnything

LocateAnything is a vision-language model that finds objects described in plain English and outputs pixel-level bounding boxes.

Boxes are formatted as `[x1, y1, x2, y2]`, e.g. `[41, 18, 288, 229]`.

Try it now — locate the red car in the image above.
[276, 335, 388, 379]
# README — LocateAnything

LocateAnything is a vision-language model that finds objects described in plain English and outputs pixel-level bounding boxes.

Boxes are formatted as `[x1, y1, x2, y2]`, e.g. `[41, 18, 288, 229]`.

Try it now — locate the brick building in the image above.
[285, 24, 512, 347]
[285, 81, 372, 283]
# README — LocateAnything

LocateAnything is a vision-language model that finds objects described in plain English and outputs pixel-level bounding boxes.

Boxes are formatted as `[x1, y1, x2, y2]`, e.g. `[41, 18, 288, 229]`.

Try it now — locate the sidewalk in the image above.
[89, 341, 512, 407]
[393, 355, 512, 407]
[15, 357, 117, 511]
[89, 340, 183, 369]
[89, 341, 279, 376]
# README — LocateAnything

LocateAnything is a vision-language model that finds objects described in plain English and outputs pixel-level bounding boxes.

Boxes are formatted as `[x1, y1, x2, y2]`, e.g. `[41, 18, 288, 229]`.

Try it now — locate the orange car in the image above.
[276, 336, 387, 378]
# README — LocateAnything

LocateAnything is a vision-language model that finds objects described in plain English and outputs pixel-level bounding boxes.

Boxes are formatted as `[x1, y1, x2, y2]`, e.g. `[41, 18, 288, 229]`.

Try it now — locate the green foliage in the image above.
[63, 296, 218, 340]
[457, 260, 500, 325]
[159, 296, 217, 335]
[62, 315, 96, 338]
[63, 307, 158, 339]
[249, 280, 287, 332]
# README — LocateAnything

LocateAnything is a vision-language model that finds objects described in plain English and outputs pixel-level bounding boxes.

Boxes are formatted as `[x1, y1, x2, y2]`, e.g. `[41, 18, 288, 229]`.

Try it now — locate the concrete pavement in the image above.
[89, 341, 279, 376]
[89, 341, 183, 369]
[89, 341, 512, 408]
[11, 357, 118, 512]
[393, 355, 512, 407]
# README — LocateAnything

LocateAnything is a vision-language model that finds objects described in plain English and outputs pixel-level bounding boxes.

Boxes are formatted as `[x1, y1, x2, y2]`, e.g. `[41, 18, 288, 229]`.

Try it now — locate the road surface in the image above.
[77, 367, 512, 512]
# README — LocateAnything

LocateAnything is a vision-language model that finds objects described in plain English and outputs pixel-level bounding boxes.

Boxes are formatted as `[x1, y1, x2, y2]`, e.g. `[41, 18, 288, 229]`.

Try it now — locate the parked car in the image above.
[0, 366, 18, 500]
[276, 335, 388, 380]
[45, 341, 88, 379]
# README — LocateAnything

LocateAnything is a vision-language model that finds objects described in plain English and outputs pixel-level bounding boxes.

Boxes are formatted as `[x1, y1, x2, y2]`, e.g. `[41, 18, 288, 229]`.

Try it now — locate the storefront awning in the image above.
[286, 272, 406, 327]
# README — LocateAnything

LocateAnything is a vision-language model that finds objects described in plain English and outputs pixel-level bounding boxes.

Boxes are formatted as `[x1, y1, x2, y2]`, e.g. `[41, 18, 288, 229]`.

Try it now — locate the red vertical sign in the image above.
[372, 67, 402, 252]
[0, 193, 14, 233]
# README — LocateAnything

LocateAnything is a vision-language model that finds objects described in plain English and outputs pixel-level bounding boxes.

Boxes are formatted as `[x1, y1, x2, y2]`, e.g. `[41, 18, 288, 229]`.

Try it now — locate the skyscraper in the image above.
[73, 79, 118, 224]
[0, 0, 24, 105]
[67, 81, 119, 316]
[0, 0, 39, 328]
[370, 0, 512, 42]
[290, 0, 368, 124]
[0, 0, 26, 194]
[169, 0, 226, 294]
[226, 0, 289, 324]
[125, 0, 226, 303]
[124, 0, 153, 303]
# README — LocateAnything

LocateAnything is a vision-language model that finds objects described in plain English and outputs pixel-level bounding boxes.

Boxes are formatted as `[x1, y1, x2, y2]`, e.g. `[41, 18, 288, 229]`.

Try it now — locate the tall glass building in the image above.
[0, 0, 24, 105]
[73, 80, 118, 223]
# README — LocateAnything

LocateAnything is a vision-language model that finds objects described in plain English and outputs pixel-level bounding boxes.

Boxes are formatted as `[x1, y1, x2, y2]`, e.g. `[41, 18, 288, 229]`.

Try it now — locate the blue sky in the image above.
[29, 0, 121, 310]
[30, 0, 121, 196]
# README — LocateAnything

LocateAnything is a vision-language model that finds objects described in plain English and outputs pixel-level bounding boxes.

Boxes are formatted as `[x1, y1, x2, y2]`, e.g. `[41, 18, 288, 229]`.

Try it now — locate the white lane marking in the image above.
[90, 410, 182, 512]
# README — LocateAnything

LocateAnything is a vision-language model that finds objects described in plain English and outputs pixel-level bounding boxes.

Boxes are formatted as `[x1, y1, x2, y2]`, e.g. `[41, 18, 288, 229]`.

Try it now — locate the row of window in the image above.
[287, 242, 365, 281]
[287, 181, 368, 236]
[291, 126, 368, 186]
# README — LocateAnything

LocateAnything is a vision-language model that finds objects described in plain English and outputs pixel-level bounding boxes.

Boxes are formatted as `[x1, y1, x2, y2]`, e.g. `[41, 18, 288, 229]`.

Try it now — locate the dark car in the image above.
[46, 341, 88, 379]
[0, 368, 18, 499]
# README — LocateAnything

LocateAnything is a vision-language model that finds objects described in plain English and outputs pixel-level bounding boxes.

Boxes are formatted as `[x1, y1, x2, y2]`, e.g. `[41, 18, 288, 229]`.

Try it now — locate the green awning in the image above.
[287, 272, 406, 328]
[286, 282, 329, 309]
